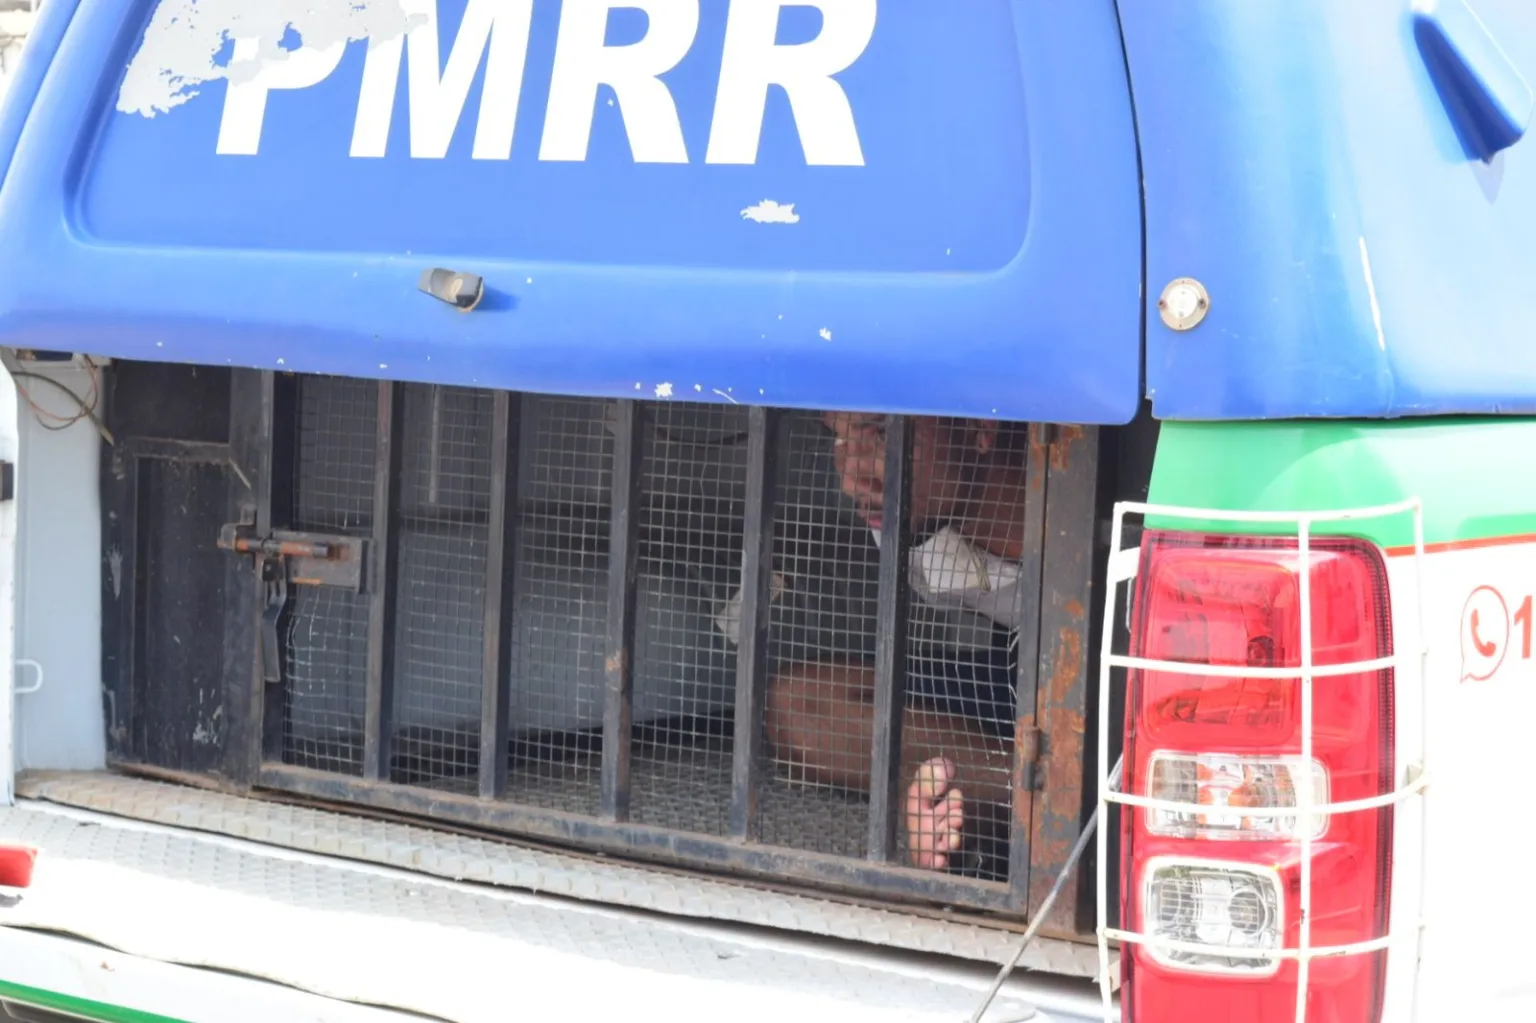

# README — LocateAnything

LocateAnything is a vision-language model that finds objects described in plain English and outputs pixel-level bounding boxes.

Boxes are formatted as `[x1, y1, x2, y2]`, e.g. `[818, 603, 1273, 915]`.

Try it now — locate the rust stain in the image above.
[1032, 711, 1088, 929]
[1027, 616, 1091, 932]
[1054, 626, 1084, 688]
[1063, 598, 1084, 619]
[1049, 424, 1086, 472]
[1028, 427, 1049, 493]
[1011, 714, 1040, 841]
[1012, 714, 1040, 758]
[605, 651, 628, 676]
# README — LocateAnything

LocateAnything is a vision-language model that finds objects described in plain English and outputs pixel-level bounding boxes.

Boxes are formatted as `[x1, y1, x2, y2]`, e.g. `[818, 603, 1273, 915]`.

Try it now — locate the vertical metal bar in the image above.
[867, 414, 911, 862]
[601, 399, 643, 821]
[127, 465, 154, 762]
[97, 358, 136, 762]
[1028, 425, 1100, 931]
[261, 373, 298, 766]
[101, 447, 141, 763]
[223, 370, 284, 785]
[363, 381, 405, 782]
[479, 390, 520, 800]
[1096, 502, 1130, 1019]
[427, 385, 444, 506]
[1008, 423, 1051, 906]
[730, 405, 780, 840]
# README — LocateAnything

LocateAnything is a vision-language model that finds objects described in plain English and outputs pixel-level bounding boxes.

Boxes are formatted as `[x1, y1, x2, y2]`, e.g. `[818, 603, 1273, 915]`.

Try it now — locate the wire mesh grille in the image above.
[627, 403, 746, 834]
[759, 412, 881, 858]
[759, 413, 1028, 878]
[269, 385, 1034, 894]
[896, 416, 1028, 882]
[390, 385, 494, 789]
[504, 396, 613, 813]
[283, 375, 378, 775]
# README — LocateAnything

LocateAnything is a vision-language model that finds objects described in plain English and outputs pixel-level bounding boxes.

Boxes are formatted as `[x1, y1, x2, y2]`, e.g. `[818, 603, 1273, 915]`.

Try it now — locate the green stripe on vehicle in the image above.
[1145, 419, 1536, 547]
[0, 980, 186, 1023]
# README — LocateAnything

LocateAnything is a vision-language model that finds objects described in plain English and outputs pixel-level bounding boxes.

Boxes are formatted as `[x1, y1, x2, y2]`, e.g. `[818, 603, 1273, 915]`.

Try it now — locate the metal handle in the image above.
[14, 659, 43, 696]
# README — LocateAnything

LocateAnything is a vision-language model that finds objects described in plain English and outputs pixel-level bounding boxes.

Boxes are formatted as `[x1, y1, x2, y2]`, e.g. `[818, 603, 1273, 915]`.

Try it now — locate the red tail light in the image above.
[0, 844, 37, 889]
[1121, 532, 1394, 1023]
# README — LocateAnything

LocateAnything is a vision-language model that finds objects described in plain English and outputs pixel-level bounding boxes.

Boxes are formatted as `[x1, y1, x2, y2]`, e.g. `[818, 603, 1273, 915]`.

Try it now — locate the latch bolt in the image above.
[217, 524, 368, 686]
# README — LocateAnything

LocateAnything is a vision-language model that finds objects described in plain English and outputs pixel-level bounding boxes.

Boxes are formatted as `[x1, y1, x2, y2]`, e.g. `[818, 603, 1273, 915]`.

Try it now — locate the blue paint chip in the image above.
[211, 32, 235, 70]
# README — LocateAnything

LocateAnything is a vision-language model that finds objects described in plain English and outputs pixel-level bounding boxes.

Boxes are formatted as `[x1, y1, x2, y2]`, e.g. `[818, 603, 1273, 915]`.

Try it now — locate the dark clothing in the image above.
[906, 622, 1019, 736]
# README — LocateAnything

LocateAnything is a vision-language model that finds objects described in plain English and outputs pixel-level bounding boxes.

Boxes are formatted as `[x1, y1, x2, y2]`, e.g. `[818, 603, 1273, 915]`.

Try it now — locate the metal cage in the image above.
[101, 367, 1104, 922]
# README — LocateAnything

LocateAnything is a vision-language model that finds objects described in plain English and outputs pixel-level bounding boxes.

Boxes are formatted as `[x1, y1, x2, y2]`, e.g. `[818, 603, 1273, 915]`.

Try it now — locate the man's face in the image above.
[823, 412, 990, 533]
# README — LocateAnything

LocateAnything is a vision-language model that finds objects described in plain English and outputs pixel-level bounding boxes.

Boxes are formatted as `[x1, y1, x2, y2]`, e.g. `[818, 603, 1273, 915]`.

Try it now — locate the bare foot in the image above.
[906, 756, 965, 870]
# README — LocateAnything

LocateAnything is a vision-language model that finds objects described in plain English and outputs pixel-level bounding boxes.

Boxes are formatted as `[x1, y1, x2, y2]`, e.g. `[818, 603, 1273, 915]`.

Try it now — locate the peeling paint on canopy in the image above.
[117, 0, 421, 118]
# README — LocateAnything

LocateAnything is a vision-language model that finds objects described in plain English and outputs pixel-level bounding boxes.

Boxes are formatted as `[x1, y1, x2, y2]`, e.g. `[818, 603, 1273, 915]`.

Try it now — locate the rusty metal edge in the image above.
[1027, 425, 1100, 935]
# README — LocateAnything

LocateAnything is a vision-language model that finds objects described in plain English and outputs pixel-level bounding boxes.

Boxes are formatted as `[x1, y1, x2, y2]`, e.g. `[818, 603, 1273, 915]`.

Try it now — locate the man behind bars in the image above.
[766, 413, 1029, 874]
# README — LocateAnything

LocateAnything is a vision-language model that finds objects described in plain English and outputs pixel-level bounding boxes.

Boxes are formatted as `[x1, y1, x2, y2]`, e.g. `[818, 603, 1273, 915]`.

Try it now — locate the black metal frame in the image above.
[868, 415, 912, 863]
[478, 391, 520, 801]
[729, 405, 778, 840]
[102, 437, 236, 767]
[363, 383, 406, 782]
[106, 368, 1101, 922]
[101, 361, 251, 780]
[1027, 424, 1101, 932]
[601, 400, 643, 822]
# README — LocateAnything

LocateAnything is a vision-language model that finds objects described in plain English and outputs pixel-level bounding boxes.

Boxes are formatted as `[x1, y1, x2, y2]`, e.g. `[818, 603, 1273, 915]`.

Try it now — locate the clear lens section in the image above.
[1143, 861, 1283, 976]
[1148, 752, 1329, 840]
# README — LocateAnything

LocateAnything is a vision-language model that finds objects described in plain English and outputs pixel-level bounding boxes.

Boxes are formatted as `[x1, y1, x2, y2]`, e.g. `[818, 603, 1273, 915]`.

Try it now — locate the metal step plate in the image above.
[16, 770, 1102, 977]
[0, 793, 1106, 1023]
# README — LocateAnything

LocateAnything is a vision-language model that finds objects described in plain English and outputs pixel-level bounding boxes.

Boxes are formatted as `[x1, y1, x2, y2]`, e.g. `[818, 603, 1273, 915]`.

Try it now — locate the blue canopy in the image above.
[0, 0, 1142, 423]
[1127, 0, 1536, 420]
[3, 0, 1536, 423]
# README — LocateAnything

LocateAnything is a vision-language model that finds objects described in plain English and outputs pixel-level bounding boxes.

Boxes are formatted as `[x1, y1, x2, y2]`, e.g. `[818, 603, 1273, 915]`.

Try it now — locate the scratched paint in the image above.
[117, 0, 419, 117]
[107, 547, 123, 599]
[740, 200, 801, 225]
